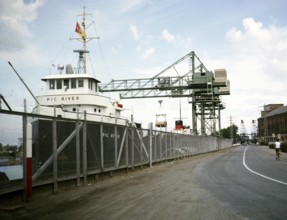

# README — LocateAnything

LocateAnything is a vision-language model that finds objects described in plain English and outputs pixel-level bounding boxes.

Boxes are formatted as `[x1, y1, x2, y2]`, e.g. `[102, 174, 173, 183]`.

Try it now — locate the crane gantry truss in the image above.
[99, 51, 230, 136]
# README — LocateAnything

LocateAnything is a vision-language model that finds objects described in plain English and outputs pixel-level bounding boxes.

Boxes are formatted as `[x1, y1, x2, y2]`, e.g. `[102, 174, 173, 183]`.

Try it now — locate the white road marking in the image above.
[243, 146, 287, 186]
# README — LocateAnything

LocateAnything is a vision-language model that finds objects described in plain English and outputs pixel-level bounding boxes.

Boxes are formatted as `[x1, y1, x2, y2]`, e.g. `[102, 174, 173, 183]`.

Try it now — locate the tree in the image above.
[220, 124, 239, 143]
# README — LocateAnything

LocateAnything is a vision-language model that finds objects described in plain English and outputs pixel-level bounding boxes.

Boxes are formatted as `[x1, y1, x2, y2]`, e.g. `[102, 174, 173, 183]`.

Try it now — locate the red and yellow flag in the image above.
[75, 22, 86, 38]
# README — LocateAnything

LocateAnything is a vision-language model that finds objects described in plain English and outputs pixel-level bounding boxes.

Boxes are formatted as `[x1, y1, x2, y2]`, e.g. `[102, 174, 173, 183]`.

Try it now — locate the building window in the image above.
[56, 79, 62, 89]
[71, 79, 77, 89]
[78, 79, 84, 88]
[49, 80, 55, 90]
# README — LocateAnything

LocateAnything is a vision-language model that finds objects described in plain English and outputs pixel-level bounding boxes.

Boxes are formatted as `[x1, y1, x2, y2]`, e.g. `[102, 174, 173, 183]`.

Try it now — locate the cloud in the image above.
[117, 0, 146, 14]
[111, 46, 119, 55]
[222, 17, 287, 130]
[226, 17, 287, 83]
[161, 29, 175, 42]
[0, 0, 44, 52]
[129, 24, 140, 40]
[226, 17, 287, 56]
[142, 47, 155, 58]
[129, 25, 192, 59]
[128, 24, 155, 58]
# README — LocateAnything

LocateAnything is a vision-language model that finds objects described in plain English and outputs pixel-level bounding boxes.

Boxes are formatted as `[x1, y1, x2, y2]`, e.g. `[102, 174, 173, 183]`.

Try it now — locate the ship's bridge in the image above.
[42, 73, 100, 96]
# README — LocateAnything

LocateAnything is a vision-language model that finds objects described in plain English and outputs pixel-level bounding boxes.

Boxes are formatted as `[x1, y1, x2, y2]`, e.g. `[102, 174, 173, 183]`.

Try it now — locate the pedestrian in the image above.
[275, 139, 281, 160]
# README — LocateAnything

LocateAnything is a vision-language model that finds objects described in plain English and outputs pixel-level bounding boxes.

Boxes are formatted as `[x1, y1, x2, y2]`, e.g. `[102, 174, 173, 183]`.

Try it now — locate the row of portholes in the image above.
[72, 108, 101, 113]
[95, 108, 101, 113]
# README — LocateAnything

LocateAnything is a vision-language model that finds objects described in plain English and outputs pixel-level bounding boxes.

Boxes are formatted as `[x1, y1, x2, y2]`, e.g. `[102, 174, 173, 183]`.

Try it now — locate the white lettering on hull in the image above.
[46, 96, 80, 102]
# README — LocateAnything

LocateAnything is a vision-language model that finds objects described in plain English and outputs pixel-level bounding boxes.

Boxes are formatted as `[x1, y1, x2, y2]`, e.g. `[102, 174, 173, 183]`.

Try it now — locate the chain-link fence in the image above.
[0, 109, 232, 196]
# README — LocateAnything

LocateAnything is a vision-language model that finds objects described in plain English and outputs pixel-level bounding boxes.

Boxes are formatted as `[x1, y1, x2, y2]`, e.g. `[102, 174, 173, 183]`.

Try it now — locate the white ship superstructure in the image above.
[33, 65, 124, 122]
[32, 9, 125, 124]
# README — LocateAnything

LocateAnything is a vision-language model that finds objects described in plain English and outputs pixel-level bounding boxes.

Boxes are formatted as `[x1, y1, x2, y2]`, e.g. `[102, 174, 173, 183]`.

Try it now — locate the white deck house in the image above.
[33, 63, 124, 124]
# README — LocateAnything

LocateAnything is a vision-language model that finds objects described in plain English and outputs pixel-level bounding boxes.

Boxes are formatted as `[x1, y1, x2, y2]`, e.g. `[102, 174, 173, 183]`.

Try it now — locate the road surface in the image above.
[193, 144, 287, 220]
[1, 145, 286, 219]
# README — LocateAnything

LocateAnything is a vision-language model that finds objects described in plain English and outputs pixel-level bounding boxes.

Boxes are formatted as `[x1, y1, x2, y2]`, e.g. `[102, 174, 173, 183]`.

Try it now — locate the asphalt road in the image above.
[193, 144, 287, 220]
[1, 145, 286, 220]
[1, 150, 241, 220]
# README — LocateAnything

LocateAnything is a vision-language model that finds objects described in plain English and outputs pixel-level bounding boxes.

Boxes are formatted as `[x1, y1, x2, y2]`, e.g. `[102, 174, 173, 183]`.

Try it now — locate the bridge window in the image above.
[49, 80, 55, 90]
[64, 79, 69, 89]
[89, 79, 93, 90]
[56, 79, 62, 89]
[78, 79, 84, 88]
[71, 79, 77, 89]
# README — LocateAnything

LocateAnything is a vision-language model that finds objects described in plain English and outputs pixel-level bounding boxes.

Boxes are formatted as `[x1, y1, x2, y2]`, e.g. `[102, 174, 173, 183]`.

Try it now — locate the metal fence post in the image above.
[125, 124, 129, 170]
[154, 131, 157, 162]
[177, 134, 179, 159]
[23, 99, 28, 201]
[165, 133, 167, 159]
[76, 112, 80, 187]
[83, 111, 87, 185]
[140, 128, 143, 168]
[114, 124, 118, 168]
[52, 107, 58, 193]
[100, 123, 104, 171]
[26, 123, 32, 199]
[159, 132, 162, 160]
[131, 115, 134, 170]
[169, 132, 172, 159]
[149, 123, 153, 167]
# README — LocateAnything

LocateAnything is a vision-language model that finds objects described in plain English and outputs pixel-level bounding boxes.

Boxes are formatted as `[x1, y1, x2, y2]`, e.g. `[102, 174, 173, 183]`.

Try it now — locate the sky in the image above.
[1, 0, 287, 135]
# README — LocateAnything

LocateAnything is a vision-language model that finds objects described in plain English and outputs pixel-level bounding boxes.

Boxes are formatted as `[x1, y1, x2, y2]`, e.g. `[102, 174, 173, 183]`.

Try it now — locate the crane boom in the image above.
[99, 51, 230, 136]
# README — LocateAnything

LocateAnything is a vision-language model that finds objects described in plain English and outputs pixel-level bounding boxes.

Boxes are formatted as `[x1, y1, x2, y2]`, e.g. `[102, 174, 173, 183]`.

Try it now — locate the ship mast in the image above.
[82, 7, 87, 73]
[71, 6, 99, 74]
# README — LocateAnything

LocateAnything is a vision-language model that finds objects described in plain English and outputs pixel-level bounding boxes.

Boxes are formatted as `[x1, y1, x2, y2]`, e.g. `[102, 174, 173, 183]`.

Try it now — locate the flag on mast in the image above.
[75, 22, 86, 38]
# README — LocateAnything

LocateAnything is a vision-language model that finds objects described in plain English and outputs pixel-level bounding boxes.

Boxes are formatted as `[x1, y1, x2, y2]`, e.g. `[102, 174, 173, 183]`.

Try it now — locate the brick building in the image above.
[258, 104, 287, 143]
